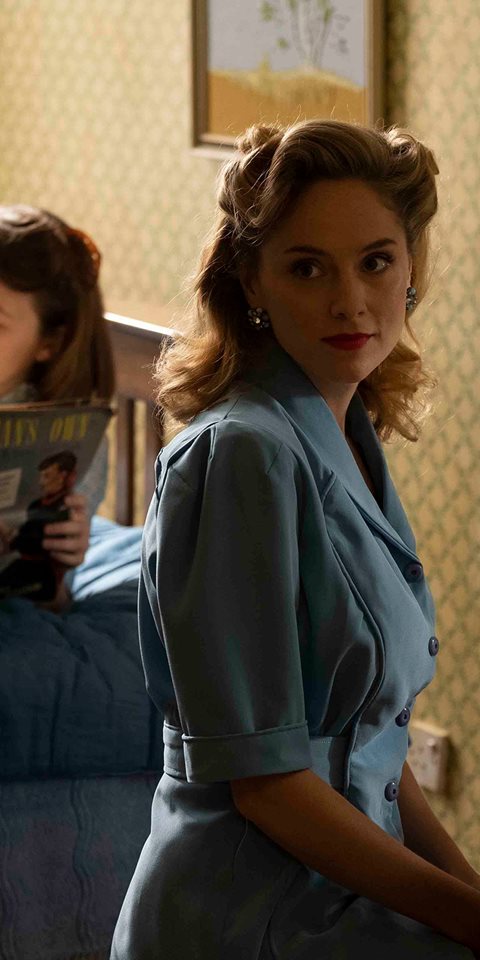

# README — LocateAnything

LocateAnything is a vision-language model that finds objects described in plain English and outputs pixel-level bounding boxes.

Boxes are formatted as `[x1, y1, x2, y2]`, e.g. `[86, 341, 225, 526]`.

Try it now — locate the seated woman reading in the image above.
[0, 204, 113, 608]
[0, 206, 164, 960]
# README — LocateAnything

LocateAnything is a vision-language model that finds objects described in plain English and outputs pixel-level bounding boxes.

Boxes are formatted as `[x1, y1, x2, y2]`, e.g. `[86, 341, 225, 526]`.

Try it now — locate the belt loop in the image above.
[163, 723, 187, 779]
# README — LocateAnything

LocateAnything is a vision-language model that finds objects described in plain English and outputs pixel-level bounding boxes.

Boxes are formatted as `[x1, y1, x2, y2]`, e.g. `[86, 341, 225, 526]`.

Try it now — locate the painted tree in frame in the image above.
[192, 0, 384, 151]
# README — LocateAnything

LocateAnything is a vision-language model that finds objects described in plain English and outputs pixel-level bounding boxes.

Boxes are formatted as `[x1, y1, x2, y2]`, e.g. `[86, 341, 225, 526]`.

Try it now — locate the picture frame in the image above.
[192, 0, 385, 157]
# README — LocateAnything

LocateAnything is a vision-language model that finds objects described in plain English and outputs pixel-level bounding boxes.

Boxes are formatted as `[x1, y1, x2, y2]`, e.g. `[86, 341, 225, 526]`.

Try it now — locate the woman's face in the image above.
[0, 281, 52, 397]
[243, 179, 412, 410]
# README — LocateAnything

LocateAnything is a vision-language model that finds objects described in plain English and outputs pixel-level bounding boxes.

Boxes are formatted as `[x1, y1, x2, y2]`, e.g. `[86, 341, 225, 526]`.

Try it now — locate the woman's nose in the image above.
[329, 274, 367, 321]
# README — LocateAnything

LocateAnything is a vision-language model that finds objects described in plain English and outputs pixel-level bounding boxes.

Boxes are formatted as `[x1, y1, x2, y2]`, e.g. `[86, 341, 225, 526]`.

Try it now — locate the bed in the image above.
[0, 315, 173, 960]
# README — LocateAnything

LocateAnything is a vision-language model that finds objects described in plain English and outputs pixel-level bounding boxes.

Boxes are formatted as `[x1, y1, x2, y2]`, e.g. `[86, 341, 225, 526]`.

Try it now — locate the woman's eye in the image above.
[363, 253, 393, 273]
[291, 260, 322, 279]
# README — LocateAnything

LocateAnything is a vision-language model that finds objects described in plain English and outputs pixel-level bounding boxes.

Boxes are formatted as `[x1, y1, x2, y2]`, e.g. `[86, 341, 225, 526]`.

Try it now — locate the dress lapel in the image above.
[345, 395, 418, 558]
[243, 340, 419, 561]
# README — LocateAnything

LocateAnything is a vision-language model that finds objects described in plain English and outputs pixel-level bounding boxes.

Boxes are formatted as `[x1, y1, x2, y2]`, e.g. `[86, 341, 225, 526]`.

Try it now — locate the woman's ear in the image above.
[35, 327, 64, 364]
[34, 342, 53, 363]
[408, 254, 414, 284]
[238, 265, 260, 308]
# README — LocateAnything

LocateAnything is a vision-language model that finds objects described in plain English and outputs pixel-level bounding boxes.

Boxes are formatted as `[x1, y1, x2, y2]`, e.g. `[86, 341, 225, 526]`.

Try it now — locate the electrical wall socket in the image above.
[407, 720, 449, 793]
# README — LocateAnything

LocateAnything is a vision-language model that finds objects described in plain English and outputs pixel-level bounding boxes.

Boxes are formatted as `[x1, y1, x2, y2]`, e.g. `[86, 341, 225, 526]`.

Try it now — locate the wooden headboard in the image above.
[106, 313, 175, 526]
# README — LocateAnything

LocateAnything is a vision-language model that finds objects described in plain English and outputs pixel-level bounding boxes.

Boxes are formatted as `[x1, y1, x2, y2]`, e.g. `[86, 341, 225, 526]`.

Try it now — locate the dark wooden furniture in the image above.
[106, 313, 175, 525]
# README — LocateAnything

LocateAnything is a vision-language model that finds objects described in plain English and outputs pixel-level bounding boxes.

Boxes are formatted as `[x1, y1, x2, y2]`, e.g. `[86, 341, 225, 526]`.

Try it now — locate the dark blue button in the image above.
[395, 707, 411, 727]
[428, 636, 440, 657]
[405, 561, 424, 583]
[384, 780, 399, 802]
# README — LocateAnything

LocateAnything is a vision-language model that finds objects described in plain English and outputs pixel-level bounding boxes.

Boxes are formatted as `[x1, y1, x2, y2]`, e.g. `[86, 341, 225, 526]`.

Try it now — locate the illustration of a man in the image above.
[27, 450, 77, 514]
[0, 451, 78, 600]
[11, 450, 77, 553]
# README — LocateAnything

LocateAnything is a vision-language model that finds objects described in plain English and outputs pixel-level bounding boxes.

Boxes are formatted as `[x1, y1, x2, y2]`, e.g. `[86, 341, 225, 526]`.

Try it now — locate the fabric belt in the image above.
[163, 723, 348, 791]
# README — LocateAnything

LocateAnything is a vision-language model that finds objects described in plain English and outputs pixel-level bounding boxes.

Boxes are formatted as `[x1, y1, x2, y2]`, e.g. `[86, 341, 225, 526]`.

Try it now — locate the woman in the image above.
[111, 120, 480, 957]
[0, 204, 114, 608]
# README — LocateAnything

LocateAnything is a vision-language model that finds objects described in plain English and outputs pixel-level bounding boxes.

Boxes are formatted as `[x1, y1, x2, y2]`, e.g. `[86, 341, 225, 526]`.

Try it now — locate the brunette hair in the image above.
[0, 205, 114, 401]
[38, 451, 77, 473]
[156, 119, 440, 441]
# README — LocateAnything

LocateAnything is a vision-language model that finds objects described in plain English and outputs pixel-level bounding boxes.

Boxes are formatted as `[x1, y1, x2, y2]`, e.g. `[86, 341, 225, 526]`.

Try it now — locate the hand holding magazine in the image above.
[0, 400, 112, 600]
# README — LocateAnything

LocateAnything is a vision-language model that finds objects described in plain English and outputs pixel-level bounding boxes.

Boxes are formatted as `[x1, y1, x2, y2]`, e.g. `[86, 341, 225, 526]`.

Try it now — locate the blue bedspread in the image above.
[0, 774, 159, 960]
[69, 514, 144, 600]
[0, 516, 165, 779]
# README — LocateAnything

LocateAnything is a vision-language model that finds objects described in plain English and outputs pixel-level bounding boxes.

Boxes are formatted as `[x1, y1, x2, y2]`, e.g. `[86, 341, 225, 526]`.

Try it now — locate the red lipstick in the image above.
[322, 334, 372, 351]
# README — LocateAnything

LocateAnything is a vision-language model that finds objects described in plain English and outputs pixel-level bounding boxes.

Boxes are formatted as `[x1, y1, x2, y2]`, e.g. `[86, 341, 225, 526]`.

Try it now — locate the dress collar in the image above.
[242, 339, 418, 559]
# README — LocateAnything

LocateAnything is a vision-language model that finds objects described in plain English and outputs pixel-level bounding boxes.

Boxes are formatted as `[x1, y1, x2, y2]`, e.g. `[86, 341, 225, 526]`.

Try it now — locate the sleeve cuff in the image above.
[181, 722, 312, 783]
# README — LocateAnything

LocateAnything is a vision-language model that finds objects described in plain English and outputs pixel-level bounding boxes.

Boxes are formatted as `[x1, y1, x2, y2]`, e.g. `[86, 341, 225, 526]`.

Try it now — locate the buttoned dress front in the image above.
[110, 342, 473, 959]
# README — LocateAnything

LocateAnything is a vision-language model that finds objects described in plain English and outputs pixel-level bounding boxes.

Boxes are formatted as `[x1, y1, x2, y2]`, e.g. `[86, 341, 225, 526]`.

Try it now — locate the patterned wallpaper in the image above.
[0, 0, 478, 866]
[385, 0, 480, 867]
[0, 0, 216, 324]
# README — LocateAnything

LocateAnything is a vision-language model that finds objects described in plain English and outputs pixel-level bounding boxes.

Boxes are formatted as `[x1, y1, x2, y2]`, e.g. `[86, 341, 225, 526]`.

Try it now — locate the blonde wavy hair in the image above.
[156, 119, 439, 441]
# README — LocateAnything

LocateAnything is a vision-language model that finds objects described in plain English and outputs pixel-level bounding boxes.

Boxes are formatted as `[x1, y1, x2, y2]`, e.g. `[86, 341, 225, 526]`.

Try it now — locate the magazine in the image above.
[0, 400, 112, 601]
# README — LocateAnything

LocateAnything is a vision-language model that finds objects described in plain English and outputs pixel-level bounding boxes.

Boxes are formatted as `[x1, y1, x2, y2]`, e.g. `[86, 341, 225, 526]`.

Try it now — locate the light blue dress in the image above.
[111, 341, 473, 958]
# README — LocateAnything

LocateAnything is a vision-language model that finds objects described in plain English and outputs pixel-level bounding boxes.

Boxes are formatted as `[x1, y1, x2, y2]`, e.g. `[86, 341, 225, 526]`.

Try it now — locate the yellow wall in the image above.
[0, 0, 478, 866]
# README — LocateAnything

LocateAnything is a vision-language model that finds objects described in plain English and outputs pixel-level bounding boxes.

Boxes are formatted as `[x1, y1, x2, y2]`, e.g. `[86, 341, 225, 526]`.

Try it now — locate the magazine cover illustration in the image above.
[0, 402, 112, 600]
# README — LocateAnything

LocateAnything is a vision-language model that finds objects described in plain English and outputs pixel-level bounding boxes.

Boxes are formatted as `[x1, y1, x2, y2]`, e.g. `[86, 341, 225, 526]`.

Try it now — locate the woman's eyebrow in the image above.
[361, 237, 398, 252]
[282, 238, 398, 255]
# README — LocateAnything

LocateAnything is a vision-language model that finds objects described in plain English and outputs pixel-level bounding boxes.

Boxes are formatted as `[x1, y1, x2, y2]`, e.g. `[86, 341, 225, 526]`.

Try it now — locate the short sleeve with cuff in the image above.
[139, 419, 312, 783]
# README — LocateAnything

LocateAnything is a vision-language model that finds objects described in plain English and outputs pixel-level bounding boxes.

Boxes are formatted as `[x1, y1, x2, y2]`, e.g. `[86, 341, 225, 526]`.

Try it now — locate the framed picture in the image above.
[192, 0, 385, 155]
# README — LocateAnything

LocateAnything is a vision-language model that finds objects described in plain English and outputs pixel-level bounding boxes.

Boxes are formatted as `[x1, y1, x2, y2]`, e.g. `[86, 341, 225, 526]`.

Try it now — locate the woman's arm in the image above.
[231, 768, 480, 953]
[399, 760, 479, 886]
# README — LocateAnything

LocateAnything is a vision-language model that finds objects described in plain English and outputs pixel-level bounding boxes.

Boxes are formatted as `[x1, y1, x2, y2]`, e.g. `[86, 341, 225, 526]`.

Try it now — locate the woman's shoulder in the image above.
[158, 382, 304, 489]
[0, 383, 37, 404]
[165, 380, 301, 449]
